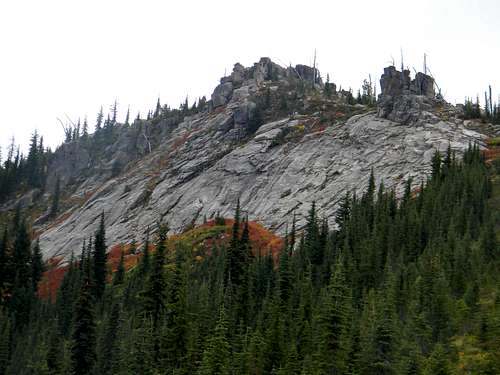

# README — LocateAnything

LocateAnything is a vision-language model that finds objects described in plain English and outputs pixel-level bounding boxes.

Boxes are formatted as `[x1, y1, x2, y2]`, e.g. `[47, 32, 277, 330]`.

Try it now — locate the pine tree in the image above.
[96, 106, 104, 132]
[154, 98, 161, 118]
[139, 229, 151, 276]
[111, 100, 118, 125]
[422, 344, 452, 375]
[0, 228, 11, 296]
[142, 225, 168, 331]
[82, 117, 89, 138]
[164, 249, 188, 370]
[278, 242, 292, 305]
[31, 238, 45, 292]
[92, 212, 107, 300]
[12, 217, 32, 290]
[124, 106, 130, 126]
[56, 253, 80, 337]
[315, 256, 351, 374]
[97, 302, 121, 375]
[113, 249, 125, 286]
[198, 305, 230, 375]
[431, 150, 442, 180]
[226, 199, 245, 286]
[0, 311, 10, 374]
[46, 326, 63, 374]
[71, 275, 97, 375]
[304, 201, 321, 265]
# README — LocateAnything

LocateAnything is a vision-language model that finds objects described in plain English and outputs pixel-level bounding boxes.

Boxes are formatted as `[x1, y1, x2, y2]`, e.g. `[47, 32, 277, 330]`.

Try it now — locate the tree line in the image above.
[0, 146, 498, 374]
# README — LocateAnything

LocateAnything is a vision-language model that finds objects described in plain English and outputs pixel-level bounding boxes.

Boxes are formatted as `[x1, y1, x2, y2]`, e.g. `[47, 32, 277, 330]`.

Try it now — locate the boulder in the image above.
[211, 82, 234, 107]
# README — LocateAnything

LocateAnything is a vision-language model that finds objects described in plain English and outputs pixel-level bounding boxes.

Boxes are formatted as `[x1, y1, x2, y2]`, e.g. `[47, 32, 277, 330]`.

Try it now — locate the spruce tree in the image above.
[199, 305, 230, 375]
[422, 344, 452, 375]
[139, 229, 151, 276]
[142, 225, 168, 331]
[0, 311, 10, 374]
[12, 218, 32, 290]
[96, 106, 104, 132]
[71, 274, 97, 375]
[0, 228, 11, 296]
[316, 256, 351, 374]
[31, 238, 45, 292]
[226, 199, 246, 286]
[92, 212, 107, 300]
[97, 302, 121, 375]
[112, 249, 125, 286]
[304, 201, 321, 265]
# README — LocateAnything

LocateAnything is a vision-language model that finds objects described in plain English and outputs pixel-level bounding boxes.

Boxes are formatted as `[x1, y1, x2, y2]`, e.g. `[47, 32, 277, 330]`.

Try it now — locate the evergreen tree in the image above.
[422, 344, 452, 375]
[199, 305, 230, 375]
[139, 229, 151, 276]
[31, 238, 44, 292]
[112, 249, 125, 286]
[46, 326, 63, 374]
[92, 212, 107, 300]
[124, 106, 130, 126]
[12, 218, 32, 290]
[0, 310, 10, 374]
[97, 302, 121, 375]
[96, 106, 104, 132]
[316, 256, 352, 374]
[304, 201, 321, 265]
[154, 98, 161, 118]
[71, 274, 97, 375]
[226, 199, 246, 286]
[142, 224, 168, 334]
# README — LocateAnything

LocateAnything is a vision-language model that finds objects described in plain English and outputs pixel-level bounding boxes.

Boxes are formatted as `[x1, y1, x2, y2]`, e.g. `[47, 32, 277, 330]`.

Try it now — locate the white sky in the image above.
[1, 0, 499, 154]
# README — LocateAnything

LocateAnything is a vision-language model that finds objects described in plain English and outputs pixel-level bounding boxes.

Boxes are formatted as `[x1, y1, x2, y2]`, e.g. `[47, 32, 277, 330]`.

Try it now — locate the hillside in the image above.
[0, 57, 500, 375]
[1, 143, 499, 374]
[0, 58, 491, 258]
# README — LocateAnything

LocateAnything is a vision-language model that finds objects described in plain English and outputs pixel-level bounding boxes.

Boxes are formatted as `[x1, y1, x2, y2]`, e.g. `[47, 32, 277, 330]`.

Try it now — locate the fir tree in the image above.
[316, 256, 351, 374]
[12, 217, 32, 290]
[142, 224, 168, 333]
[92, 212, 107, 300]
[96, 106, 104, 132]
[31, 238, 44, 292]
[139, 229, 151, 276]
[71, 274, 97, 375]
[97, 302, 121, 375]
[112, 249, 125, 286]
[199, 305, 230, 375]
[422, 344, 452, 375]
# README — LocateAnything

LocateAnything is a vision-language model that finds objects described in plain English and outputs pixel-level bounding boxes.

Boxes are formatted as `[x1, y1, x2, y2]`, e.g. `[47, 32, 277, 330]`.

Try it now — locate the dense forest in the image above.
[0, 145, 499, 374]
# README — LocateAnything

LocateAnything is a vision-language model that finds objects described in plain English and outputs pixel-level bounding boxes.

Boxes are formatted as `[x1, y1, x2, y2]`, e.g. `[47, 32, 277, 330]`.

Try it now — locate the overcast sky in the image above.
[1, 0, 499, 154]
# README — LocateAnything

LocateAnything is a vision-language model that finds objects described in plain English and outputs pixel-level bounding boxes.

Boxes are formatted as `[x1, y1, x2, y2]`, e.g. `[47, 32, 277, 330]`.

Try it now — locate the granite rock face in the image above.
[31, 60, 487, 258]
[38, 112, 485, 258]
[377, 66, 438, 124]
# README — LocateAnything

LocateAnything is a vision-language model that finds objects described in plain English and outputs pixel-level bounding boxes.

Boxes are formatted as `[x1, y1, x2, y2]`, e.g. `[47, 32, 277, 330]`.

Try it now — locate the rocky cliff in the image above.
[15, 59, 488, 258]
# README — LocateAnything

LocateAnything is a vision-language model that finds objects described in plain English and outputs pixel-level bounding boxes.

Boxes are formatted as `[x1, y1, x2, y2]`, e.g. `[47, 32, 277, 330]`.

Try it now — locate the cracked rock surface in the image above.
[38, 104, 486, 258]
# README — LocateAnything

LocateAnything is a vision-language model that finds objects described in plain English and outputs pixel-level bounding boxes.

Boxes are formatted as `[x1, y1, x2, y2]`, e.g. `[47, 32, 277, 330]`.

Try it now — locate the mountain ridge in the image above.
[0, 57, 493, 258]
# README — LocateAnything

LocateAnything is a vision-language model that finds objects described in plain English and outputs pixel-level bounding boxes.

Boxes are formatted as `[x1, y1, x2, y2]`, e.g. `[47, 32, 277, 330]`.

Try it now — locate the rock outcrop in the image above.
[377, 66, 440, 124]
[15, 58, 487, 258]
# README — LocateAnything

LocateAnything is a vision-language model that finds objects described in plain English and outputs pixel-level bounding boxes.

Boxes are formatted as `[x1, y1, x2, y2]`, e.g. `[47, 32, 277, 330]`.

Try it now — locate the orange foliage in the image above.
[106, 243, 141, 282]
[38, 219, 283, 301]
[484, 148, 500, 163]
[38, 257, 68, 302]
[200, 218, 283, 261]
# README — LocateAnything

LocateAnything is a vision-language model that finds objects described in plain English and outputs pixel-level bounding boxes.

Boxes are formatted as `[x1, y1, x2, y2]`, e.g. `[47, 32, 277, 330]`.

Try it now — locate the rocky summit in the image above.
[6, 58, 488, 258]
